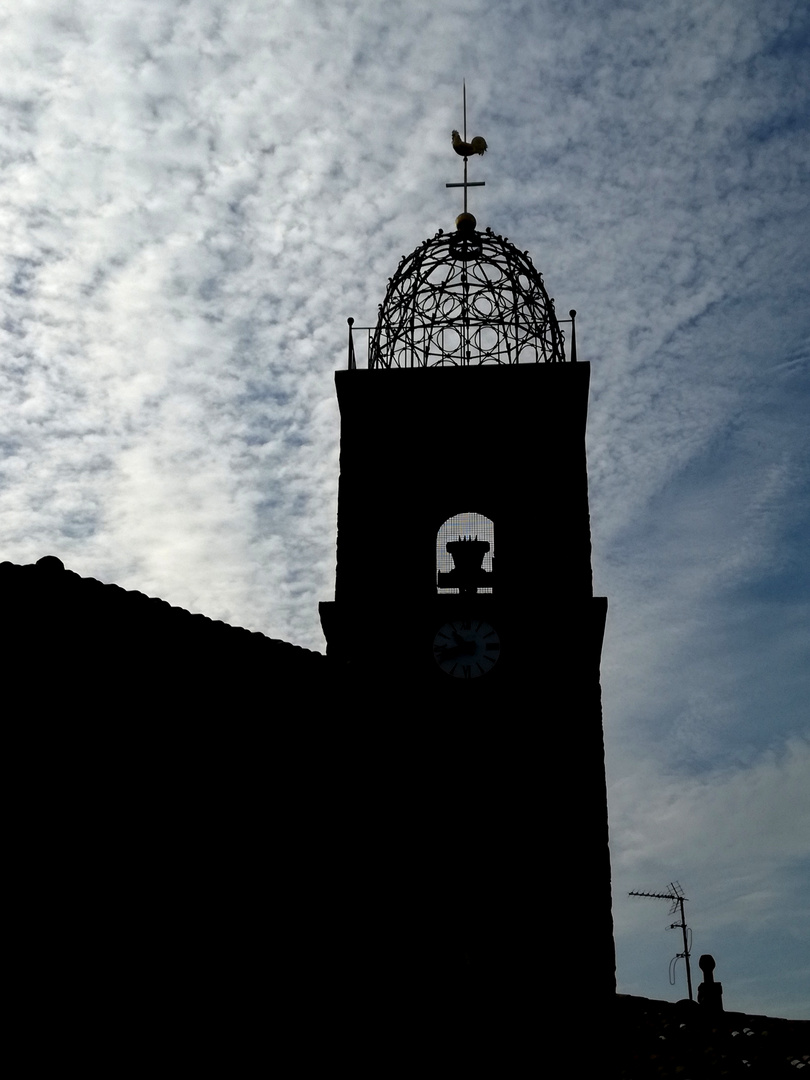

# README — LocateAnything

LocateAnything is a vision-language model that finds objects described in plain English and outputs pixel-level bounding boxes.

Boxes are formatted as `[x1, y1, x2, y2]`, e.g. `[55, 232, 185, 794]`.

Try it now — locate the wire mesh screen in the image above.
[436, 511, 494, 594]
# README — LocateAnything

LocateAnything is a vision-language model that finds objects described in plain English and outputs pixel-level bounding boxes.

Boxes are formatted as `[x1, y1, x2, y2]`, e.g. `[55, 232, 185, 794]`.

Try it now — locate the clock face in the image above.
[433, 619, 500, 679]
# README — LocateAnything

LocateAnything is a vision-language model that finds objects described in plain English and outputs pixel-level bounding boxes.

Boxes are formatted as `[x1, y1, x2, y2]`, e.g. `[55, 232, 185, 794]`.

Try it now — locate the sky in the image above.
[1, 0, 808, 1019]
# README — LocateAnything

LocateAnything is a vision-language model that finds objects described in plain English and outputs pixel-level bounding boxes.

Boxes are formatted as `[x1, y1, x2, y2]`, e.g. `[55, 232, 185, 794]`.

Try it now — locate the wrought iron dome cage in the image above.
[367, 222, 568, 369]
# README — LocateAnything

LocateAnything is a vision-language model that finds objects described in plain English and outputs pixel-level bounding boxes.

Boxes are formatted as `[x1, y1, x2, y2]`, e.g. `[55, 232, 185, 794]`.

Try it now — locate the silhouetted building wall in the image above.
[320, 361, 615, 1054]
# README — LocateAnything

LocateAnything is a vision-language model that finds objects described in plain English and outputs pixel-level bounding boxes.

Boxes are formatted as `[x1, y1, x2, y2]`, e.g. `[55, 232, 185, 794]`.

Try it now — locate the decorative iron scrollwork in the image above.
[369, 227, 566, 369]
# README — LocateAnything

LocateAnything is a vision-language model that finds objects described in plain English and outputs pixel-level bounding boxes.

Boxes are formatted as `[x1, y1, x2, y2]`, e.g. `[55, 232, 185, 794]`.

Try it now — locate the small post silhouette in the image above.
[697, 954, 724, 1013]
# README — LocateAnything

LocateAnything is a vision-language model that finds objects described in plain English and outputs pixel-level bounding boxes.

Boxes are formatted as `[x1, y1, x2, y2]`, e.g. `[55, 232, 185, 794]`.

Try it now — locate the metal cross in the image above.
[445, 80, 485, 215]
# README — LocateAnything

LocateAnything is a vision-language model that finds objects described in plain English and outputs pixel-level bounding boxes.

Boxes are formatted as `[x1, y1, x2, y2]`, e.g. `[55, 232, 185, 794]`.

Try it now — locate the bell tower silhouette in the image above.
[318, 117, 614, 1062]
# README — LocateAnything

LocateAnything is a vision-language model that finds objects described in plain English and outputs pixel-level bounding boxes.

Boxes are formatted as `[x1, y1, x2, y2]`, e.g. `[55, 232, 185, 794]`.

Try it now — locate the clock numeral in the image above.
[462, 665, 471, 679]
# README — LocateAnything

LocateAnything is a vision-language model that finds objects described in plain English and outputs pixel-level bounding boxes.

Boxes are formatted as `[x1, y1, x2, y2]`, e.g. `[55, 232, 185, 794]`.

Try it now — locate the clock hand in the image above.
[438, 638, 476, 660]
[452, 630, 475, 649]
[435, 641, 475, 661]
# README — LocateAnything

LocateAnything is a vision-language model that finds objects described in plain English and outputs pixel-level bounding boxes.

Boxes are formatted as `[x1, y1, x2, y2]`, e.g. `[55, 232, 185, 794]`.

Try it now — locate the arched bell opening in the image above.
[436, 511, 494, 594]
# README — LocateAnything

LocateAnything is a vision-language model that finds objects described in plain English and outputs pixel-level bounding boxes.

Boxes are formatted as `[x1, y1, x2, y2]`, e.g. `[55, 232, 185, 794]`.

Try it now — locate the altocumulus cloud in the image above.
[1, 0, 808, 1017]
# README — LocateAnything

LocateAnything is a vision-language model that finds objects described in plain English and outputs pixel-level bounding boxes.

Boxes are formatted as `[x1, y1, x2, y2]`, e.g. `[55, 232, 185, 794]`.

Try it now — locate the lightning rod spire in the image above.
[446, 80, 487, 219]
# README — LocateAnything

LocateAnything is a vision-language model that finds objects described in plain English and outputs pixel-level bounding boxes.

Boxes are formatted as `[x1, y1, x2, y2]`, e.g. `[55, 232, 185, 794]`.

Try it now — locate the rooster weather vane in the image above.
[351, 82, 570, 370]
[446, 80, 488, 217]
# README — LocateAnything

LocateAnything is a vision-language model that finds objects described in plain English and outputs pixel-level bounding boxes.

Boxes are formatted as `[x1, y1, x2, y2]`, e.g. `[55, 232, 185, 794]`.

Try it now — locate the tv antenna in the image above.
[629, 881, 693, 1001]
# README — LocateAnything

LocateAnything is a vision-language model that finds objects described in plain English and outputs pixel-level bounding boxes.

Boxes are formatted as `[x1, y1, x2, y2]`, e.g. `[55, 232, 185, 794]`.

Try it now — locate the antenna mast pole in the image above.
[629, 882, 694, 1001]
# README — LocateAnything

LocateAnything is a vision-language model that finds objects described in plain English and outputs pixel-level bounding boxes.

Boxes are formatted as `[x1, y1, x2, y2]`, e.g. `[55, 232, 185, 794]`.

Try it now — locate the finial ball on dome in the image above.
[455, 213, 477, 232]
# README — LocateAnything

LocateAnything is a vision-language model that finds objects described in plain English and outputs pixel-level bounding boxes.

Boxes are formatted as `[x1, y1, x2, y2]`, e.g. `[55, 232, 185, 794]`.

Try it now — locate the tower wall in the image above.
[319, 360, 615, 1057]
[329, 362, 594, 611]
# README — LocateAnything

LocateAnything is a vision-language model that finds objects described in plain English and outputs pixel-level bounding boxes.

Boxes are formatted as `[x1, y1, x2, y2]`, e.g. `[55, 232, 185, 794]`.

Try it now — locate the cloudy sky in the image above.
[2, 0, 808, 1018]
